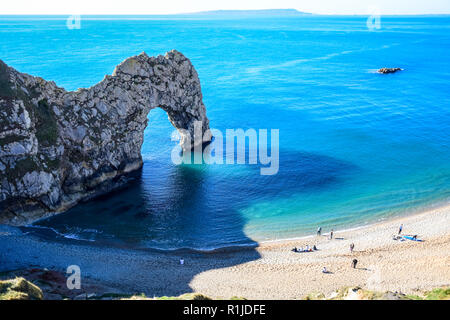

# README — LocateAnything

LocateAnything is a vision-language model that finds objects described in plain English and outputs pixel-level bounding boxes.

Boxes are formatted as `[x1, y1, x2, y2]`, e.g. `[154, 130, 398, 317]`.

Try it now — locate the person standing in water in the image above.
[398, 224, 403, 235]
[317, 227, 322, 236]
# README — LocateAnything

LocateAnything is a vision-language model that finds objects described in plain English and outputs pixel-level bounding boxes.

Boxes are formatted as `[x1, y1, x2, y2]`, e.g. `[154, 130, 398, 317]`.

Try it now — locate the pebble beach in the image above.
[1, 204, 449, 299]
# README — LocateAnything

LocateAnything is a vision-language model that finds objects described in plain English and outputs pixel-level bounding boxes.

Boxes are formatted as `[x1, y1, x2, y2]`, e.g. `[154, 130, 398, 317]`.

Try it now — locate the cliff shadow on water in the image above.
[5, 147, 358, 297]
[3, 164, 263, 297]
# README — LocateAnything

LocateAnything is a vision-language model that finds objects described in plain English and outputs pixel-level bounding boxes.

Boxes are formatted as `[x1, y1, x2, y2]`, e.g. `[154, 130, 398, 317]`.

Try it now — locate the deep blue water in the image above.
[1, 15, 449, 250]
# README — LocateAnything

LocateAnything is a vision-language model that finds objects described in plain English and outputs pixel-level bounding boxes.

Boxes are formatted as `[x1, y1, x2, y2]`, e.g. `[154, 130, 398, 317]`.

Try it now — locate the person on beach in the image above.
[352, 259, 358, 269]
[292, 247, 298, 252]
[398, 224, 403, 235]
[350, 243, 355, 253]
[313, 244, 317, 251]
[322, 267, 328, 273]
[329, 229, 334, 240]
[317, 227, 322, 236]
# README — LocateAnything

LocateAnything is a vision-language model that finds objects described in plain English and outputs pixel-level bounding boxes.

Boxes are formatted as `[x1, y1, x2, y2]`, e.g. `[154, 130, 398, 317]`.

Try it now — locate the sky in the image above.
[1, 0, 450, 15]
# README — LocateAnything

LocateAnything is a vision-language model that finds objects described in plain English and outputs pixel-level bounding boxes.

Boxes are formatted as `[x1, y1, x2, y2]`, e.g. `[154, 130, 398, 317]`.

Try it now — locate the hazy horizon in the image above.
[1, 0, 450, 15]
[1, 9, 450, 17]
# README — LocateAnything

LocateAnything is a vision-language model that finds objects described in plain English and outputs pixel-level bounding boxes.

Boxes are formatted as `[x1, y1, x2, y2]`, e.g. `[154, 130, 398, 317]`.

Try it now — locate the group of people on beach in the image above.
[392, 224, 421, 241]
[291, 226, 336, 254]
[317, 226, 334, 240]
[295, 224, 414, 274]
[291, 244, 317, 253]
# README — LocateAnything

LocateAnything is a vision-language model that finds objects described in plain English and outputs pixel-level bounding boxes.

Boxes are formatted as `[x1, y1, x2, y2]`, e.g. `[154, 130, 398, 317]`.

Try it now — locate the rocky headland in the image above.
[0, 50, 211, 225]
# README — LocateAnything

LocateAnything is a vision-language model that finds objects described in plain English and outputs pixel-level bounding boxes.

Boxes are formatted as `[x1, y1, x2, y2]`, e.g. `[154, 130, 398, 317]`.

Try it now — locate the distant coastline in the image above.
[179, 9, 312, 16]
[0, 10, 313, 20]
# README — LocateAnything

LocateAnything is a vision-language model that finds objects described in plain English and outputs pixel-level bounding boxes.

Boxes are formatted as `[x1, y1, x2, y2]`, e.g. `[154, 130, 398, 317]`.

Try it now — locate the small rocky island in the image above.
[0, 51, 211, 225]
[378, 67, 402, 74]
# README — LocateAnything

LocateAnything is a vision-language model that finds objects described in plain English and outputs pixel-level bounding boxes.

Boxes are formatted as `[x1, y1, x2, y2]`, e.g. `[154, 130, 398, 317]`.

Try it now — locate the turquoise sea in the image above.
[1, 15, 449, 250]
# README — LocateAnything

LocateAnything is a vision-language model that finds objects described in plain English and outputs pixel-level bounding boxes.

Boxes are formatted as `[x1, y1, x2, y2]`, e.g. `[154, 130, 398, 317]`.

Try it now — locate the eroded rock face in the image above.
[0, 50, 210, 225]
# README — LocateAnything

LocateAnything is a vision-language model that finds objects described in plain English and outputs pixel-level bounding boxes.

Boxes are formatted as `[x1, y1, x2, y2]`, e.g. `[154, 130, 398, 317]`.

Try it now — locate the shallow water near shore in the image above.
[1, 15, 449, 250]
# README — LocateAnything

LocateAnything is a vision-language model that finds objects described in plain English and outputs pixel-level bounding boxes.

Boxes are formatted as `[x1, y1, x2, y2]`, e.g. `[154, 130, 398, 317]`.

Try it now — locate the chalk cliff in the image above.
[0, 50, 210, 225]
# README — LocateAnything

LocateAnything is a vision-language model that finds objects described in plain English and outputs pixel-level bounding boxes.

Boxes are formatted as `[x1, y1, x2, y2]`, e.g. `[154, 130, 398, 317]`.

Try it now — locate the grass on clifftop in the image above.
[304, 286, 450, 300]
[406, 288, 450, 300]
[123, 293, 248, 300]
[123, 293, 213, 300]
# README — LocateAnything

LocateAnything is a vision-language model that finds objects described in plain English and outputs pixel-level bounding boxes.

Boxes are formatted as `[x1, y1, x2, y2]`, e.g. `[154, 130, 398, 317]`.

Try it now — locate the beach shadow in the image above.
[11, 149, 358, 297]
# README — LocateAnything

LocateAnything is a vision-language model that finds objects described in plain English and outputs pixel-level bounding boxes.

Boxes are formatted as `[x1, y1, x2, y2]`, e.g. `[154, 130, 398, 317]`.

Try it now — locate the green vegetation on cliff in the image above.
[1, 269, 447, 301]
[406, 288, 450, 300]
[124, 293, 213, 300]
[0, 60, 14, 99]
[304, 286, 450, 300]
[35, 99, 58, 147]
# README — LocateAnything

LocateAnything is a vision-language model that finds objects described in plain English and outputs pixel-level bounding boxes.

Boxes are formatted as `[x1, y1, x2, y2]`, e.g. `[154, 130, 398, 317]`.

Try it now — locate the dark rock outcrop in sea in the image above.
[0, 50, 211, 225]
[377, 67, 402, 74]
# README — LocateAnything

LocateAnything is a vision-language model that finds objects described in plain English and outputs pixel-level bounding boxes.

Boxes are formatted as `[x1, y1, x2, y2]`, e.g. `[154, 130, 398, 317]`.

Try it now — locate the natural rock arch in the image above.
[0, 50, 211, 225]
